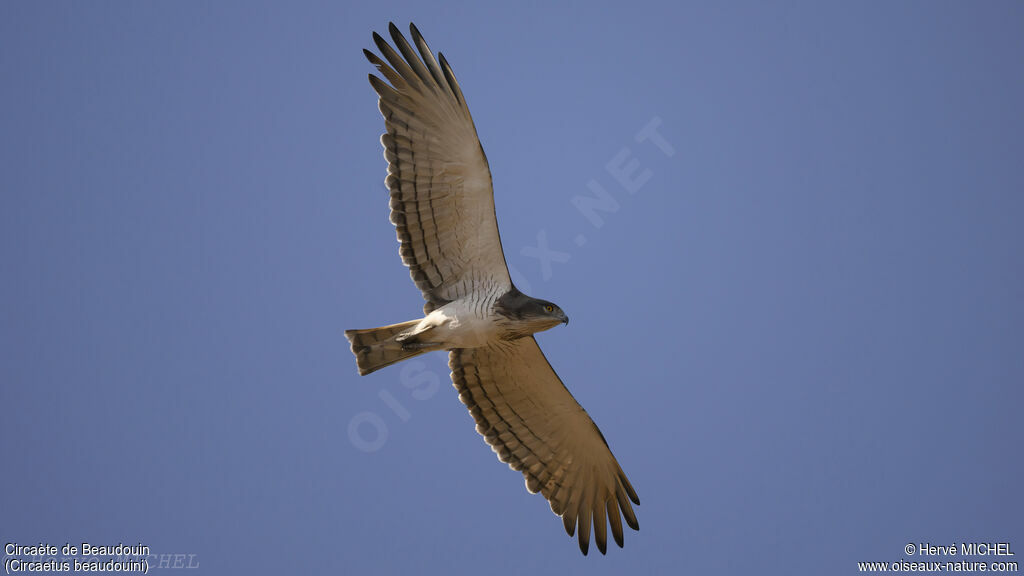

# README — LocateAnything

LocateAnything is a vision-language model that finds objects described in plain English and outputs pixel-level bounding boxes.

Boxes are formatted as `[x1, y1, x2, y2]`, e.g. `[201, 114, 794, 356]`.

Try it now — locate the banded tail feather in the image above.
[345, 319, 431, 375]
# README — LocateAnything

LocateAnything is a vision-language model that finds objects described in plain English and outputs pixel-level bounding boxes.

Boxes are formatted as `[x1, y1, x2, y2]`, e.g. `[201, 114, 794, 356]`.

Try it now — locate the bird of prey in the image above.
[346, 23, 639, 555]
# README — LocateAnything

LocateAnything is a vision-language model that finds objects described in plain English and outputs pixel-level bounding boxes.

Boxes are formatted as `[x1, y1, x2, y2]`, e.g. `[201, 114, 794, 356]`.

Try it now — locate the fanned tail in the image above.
[345, 319, 429, 375]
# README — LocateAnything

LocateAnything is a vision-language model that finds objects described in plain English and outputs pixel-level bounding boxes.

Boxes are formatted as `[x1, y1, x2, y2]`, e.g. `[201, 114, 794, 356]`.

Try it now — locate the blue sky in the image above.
[2, 1, 1022, 574]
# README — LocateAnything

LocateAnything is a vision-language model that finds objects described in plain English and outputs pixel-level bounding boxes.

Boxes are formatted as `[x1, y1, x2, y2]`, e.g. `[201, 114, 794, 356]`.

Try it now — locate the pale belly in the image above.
[416, 300, 499, 349]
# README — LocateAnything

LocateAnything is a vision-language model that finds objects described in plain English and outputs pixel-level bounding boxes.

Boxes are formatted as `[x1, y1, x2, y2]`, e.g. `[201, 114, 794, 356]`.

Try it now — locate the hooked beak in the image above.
[560, 312, 569, 325]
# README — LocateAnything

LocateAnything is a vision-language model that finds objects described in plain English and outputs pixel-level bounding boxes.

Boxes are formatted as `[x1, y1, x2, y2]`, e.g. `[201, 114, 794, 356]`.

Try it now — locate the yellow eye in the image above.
[544, 305, 554, 313]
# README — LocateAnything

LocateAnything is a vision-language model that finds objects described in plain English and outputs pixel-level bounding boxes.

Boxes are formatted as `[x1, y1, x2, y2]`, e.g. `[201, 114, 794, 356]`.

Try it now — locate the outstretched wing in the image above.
[365, 23, 512, 314]
[449, 338, 640, 555]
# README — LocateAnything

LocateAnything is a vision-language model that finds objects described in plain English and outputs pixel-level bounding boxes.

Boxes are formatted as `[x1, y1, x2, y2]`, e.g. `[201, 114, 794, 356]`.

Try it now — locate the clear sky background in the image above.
[2, 2, 1022, 574]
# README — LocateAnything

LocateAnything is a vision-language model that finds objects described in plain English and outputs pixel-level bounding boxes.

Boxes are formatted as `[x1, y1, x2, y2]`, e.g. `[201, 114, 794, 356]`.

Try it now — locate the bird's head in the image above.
[494, 288, 569, 336]
[528, 298, 569, 331]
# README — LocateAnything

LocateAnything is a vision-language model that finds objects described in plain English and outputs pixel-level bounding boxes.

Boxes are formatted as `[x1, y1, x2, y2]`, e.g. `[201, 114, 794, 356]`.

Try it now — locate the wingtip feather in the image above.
[578, 506, 592, 556]
[594, 500, 608, 555]
[608, 499, 625, 548]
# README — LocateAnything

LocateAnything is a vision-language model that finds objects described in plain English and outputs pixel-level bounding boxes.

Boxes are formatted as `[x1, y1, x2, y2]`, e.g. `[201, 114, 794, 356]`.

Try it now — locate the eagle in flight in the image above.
[346, 23, 640, 555]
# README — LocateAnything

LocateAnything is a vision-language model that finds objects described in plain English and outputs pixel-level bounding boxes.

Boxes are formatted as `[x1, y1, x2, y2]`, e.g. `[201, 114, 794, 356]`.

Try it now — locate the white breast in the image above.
[419, 298, 500, 349]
